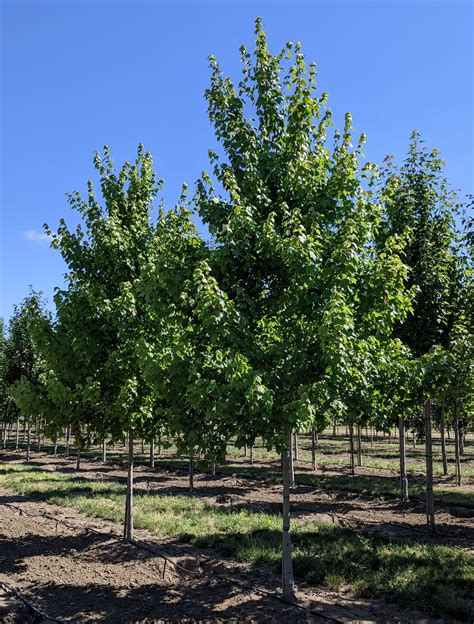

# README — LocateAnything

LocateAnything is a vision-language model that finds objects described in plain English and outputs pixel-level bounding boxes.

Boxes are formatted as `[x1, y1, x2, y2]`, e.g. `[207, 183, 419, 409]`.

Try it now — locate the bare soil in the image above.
[1, 449, 472, 622]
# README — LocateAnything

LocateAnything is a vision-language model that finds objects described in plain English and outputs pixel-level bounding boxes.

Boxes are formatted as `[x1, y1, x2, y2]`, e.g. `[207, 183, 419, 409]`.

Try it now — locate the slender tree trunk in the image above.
[15, 417, 20, 450]
[311, 426, 317, 471]
[249, 445, 254, 464]
[102, 439, 107, 463]
[288, 432, 295, 487]
[124, 432, 134, 541]
[53, 434, 58, 456]
[412, 430, 416, 449]
[76, 446, 81, 471]
[157, 433, 161, 456]
[459, 429, 465, 456]
[356, 424, 362, 467]
[293, 432, 299, 461]
[149, 438, 155, 468]
[189, 448, 194, 493]
[244, 443, 248, 457]
[65, 426, 70, 457]
[281, 437, 295, 602]
[1, 424, 6, 449]
[454, 409, 462, 486]
[399, 416, 409, 502]
[141, 438, 145, 455]
[211, 460, 216, 476]
[349, 424, 355, 476]
[370, 426, 374, 449]
[424, 400, 435, 533]
[332, 421, 336, 438]
[440, 407, 448, 476]
[26, 419, 31, 463]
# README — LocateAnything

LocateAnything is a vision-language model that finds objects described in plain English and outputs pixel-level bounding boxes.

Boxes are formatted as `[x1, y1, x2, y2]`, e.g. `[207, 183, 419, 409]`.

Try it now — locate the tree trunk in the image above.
[149, 438, 155, 468]
[399, 416, 409, 502]
[459, 430, 465, 456]
[211, 460, 216, 476]
[102, 439, 107, 463]
[370, 426, 374, 449]
[124, 433, 134, 541]
[424, 400, 435, 533]
[15, 417, 20, 450]
[288, 432, 295, 487]
[189, 448, 194, 493]
[141, 438, 145, 455]
[26, 420, 31, 463]
[293, 432, 299, 461]
[440, 407, 448, 476]
[37, 422, 42, 452]
[76, 446, 81, 471]
[332, 422, 336, 438]
[412, 430, 416, 449]
[65, 426, 70, 457]
[356, 424, 362, 467]
[349, 424, 355, 476]
[454, 409, 462, 486]
[244, 443, 248, 457]
[249, 446, 254, 464]
[311, 426, 317, 471]
[157, 433, 161, 456]
[281, 438, 295, 602]
[53, 434, 58, 456]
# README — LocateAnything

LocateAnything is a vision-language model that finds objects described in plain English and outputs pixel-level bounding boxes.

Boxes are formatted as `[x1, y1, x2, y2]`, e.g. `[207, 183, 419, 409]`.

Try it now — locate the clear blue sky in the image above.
[1, 0, 472, 322]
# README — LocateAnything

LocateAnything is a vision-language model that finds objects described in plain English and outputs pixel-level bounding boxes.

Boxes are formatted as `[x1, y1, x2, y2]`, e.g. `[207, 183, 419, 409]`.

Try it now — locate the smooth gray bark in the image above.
[424, 400, 435, 532]
[356, 424, 362, 467]
[189, 448, 194, 493]
[124, 433, 134, 541]
[65, 426, 70, 457]
[102, 439, 107, 463]
[288, 432, 295, 487]
[26, 420, 31, 463]
[399, 416, 409, 502]
[440, 407, 448, 476]
[281, 438, 295, 602]
[149, 438, 155, 468]
[311, 426, 317, 471]
[349, 424, 355, 476]
[454, 409, 462, 486]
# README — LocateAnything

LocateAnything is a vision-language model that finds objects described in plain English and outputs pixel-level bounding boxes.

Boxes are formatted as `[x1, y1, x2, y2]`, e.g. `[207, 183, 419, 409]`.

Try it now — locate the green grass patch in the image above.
[1, 462, 473, 620]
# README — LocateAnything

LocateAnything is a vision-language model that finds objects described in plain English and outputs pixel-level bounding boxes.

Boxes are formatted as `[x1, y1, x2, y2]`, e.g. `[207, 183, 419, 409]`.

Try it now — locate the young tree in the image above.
[3, 291, 48, 461]
[195, 20, 413, 600]
[380, 134, 460, 499]
[44, 145, 159, 539]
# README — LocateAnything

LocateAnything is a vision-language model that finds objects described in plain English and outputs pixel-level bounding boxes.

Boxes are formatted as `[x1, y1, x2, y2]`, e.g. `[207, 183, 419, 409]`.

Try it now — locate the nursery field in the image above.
[1, 430, 473, 623]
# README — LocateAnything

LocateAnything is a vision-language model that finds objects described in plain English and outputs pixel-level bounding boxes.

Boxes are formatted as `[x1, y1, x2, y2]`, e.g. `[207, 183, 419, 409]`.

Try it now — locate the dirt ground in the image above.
[8, 450, 473, 551]
[0, 450, 472, 622]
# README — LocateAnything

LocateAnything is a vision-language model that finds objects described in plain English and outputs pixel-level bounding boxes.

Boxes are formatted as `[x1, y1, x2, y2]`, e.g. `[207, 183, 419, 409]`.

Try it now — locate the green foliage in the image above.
[42, 145, 159, 442]
[3, 290, 49, 423]
[195, 19, 413, 445]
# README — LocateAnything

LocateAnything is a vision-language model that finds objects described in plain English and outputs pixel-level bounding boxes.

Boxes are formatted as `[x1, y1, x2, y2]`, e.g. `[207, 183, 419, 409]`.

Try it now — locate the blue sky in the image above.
[1, 0, 472, 322]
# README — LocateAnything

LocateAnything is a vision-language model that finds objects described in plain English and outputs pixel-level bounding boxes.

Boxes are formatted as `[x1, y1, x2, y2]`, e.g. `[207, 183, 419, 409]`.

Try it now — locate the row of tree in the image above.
[1, 20, 472, 600]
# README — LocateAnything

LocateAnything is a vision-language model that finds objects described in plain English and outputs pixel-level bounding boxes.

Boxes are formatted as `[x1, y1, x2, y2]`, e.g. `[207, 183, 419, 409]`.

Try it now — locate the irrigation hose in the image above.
[2, 501, 344, 623]
[0, 580, 68, 624]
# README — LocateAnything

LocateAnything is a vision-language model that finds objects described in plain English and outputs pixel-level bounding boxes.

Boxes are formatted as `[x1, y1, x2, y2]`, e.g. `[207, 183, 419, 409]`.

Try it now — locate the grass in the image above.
[1, 462, 473, 621]
[6, 434, 473, 507]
